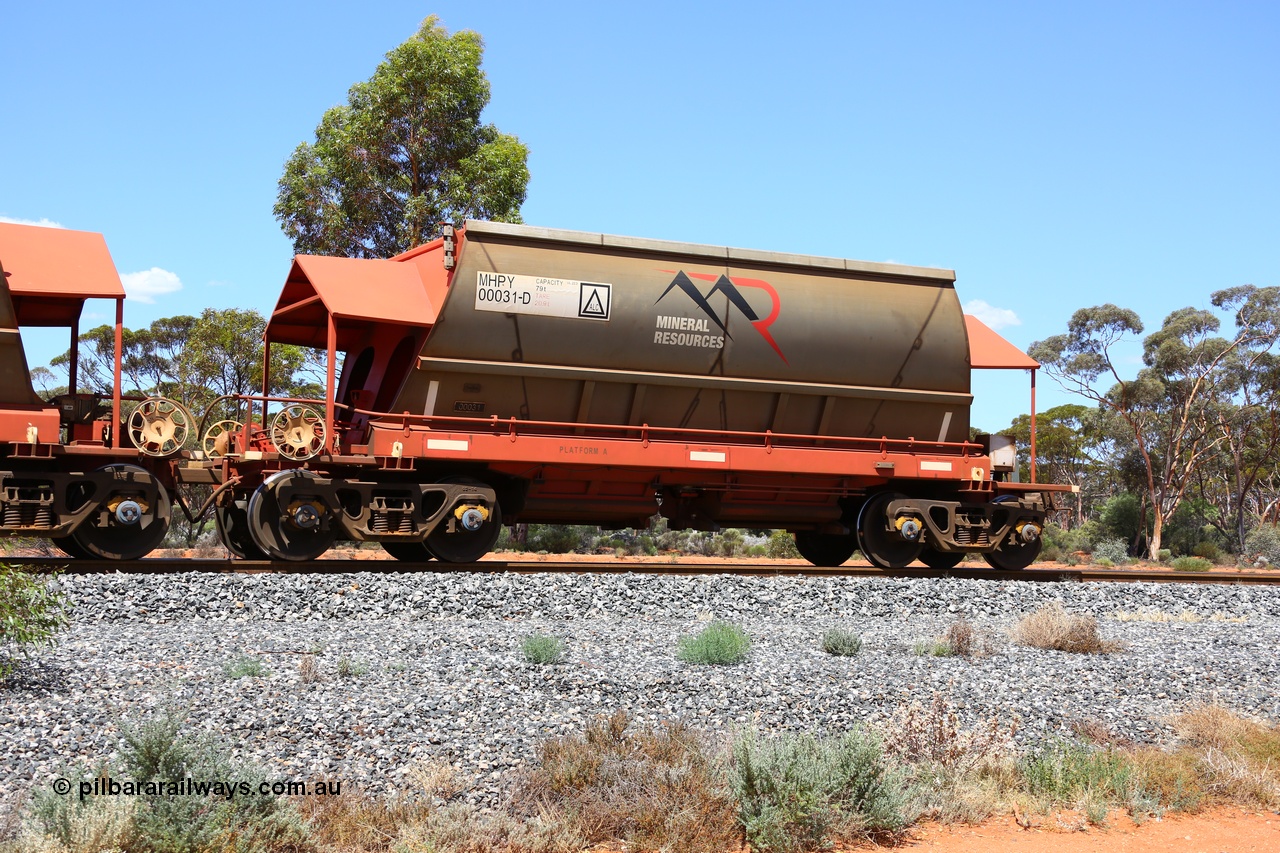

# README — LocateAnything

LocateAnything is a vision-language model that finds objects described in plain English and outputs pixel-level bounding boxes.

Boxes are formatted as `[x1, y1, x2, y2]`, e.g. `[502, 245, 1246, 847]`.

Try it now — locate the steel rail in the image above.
[4, 557, 1279, 585]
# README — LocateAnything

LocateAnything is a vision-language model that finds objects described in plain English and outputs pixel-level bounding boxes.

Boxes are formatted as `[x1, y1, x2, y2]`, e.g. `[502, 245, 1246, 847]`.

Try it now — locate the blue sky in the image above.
[3, 1, 1276, 432]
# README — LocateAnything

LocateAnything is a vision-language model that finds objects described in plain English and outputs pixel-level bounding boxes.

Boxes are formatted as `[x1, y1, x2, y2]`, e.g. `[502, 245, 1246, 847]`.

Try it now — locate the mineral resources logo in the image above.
[654, 271, 787, 363]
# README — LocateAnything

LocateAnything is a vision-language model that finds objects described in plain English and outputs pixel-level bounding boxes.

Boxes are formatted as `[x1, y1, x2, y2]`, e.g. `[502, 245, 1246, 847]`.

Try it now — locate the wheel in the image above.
[70, 464, 171, 560]
[793, 531, 858, 567]
[215, 501, 268, 560]
[203, 420, 243, 458]
[270, 405, 327, 461]
[856, 491, 924, 569]
[246, 470, 337, 561]
[127, 397, 194, 457]
[52, 536, 94, 560]
[426, 478, 502, 563]
[919, 547, 965, 570]
[982, 495, 1042, 570]
[381, 541, 436, 562]
[983, 536, 1042, 570]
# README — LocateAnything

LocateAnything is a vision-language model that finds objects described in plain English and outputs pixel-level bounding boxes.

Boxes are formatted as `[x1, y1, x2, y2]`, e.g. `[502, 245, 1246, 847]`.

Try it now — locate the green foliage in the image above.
[523, 524, 598, 553]
[221, 655, 269, 679]
[1191, 540, 1223, 562]
[1091, 537, 1129, 564]
[821, 629, 863, 657]
[1099, 493, 1142, 543]
[913, 639, 955, 657]
[335, 655, 369, 678]
[1244, 523, 1280, 566]
[731, 728, 910, 851]
[1043, 522, 1096, 555]
[767, 530, 801, 560]
[0, 566, 69, 678]
[1170, 556, 1212, 572]
[48, 309, 322, 412]
[677, 620, 751, 665]
[1021, 741, 1141, 819]
[521, 634, 567, 665]
[26, 708, 306, 853]
[275, 16, 529, 257]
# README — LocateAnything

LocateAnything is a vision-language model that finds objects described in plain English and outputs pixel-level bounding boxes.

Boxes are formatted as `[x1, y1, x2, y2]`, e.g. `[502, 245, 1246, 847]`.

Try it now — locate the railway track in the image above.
[5, 556, 1279, 585]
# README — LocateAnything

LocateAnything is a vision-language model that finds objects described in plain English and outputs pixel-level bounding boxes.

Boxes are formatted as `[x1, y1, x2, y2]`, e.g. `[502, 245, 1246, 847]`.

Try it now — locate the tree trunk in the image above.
[1149, 512, 1163, 560]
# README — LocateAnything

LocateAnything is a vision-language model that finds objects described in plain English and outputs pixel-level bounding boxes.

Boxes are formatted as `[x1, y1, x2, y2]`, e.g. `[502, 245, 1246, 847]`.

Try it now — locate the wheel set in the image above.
[790, 491, 1043, 570]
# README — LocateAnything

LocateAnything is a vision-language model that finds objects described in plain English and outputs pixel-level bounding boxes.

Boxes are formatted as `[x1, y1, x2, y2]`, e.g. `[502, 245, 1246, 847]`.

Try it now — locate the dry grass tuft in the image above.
[1010, 603, 1123, 654]
[298, 653, 321, 684]
[512, 710, 740, 853]
[942, 619, 996, 658]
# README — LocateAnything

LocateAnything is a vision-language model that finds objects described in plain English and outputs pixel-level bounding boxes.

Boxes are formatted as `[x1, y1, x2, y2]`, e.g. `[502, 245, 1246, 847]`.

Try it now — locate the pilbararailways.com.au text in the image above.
[52, 776, 343, 801]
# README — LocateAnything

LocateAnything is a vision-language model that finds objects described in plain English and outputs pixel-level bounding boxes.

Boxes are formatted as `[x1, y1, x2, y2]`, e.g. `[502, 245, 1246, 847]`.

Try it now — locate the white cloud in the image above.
[0, 215, 64, 228]
[963, 299, 1022, 331]
[121, 267, 183, 303]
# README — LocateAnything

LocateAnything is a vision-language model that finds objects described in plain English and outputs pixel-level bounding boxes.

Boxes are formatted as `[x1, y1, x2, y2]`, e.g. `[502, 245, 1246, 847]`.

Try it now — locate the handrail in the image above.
[354, 408, 983, 457]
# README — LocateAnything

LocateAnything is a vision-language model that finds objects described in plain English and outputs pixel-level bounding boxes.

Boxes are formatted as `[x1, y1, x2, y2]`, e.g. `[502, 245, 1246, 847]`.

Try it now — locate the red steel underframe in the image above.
[357, 413, 1072, 497]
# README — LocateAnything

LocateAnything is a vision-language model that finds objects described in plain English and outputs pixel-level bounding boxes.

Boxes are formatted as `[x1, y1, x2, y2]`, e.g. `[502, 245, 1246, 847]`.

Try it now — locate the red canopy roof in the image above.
[965, 314, 1039, 370]
[0, 222, 125, 326]
[268, 254, 443, 349]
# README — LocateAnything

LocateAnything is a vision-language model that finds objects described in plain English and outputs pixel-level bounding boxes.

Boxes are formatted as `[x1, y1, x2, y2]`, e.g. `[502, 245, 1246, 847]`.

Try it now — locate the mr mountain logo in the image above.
[653, 271, 788, 363]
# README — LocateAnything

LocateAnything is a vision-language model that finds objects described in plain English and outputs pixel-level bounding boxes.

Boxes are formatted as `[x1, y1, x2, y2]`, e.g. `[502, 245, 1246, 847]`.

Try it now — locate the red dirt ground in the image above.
[885, 808, 1280, 853]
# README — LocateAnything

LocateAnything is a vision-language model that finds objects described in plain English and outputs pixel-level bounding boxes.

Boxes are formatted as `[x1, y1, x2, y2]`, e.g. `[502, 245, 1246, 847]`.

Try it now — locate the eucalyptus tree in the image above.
[275, 16, 529, 258]
[1031, 287, 1280, 558]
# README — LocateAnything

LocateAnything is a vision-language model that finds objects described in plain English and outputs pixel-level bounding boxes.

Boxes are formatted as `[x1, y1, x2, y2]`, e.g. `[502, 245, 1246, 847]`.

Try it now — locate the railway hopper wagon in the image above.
[183, 221, 1070, 568]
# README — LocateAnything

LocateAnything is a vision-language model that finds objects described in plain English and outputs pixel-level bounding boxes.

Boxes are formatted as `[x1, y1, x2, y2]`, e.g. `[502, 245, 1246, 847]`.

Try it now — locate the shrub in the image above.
[525, 524, 598, 553]
[1244, 523, 1280, 567]
[731, 728, 911, 851]
[513, 710, 739, 853]
[1157, 548, 1172, 562]
[521, 634, 568, 665]
[25, 708, 306, 853]
[821, 629, 862, 656]
[1043, 521, 1098, 555]
[718, 528, 745, 558]
[913, 638, 955, 657]
[335, 655, 369, 677]
[1036, 544, 1063, 563]
[881, 693, 1014, 774]
[677, 620, 751, 665]
[1191, 541, 1223, 563]
[1091, 537, 1129, 564]
[221, 655, 268, 679]
[1011, 603, 1122, 654]
[0, 565, 69, 678]
[1171, 556, 1212, 572]
[766, 530, 801, 560]
[1020, 740, 1142, 821]
[1099, 492, 1143, 544]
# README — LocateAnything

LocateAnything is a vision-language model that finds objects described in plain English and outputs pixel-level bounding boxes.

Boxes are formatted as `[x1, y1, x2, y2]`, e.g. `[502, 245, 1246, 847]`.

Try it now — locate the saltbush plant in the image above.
[23, 708, 306, 852]
[821, 629, 863, 656]
[0, 565, 69, 678]
[677, 620, 751, 665]
[1244, 523, 1280, 567]
[1090, 537, 1129, 565]
[731, 728, 911, 851]
[521, 634, 568, 665]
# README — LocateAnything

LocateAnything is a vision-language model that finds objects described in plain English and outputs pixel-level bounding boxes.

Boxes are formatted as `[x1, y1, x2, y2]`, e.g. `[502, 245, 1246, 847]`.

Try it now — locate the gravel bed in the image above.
[2, 571, 1278, 812]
